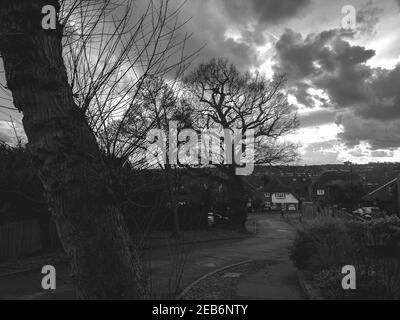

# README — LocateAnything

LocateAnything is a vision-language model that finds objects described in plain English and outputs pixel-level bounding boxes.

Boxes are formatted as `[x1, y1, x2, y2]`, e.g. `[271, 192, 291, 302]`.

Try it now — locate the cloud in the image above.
[221, 0, 311, 25]
[301, 140, 340, 164]
[178, 0, 313, 72]
[274, 25, 400, 149]
[357, 1, 384, 36]
[298, 109, 336, 128]
[337, 113, 400, 150]
[0, 121, 12, 143]
[180, 0, 267, 72]
[274, 28, 375, 109]
[371, 150, 394, 158]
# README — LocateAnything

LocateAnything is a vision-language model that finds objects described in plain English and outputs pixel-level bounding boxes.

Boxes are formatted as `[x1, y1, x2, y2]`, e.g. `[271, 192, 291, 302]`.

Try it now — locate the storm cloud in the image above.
[274, 24, 400, 149]
[221, 0, 311, 25]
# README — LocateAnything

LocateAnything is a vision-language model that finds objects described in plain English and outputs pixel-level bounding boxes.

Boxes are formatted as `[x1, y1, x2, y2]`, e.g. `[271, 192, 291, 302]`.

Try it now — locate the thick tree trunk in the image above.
[0, 0, 145, 299]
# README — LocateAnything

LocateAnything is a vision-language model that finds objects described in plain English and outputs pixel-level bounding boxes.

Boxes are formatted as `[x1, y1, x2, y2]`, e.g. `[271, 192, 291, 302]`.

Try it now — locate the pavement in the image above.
[236, 262, 304, 300]
[0, 214, 304, 300]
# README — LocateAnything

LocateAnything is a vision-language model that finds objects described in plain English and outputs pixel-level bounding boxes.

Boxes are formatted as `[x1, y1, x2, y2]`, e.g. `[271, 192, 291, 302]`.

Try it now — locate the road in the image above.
[0, 214, 303, 300]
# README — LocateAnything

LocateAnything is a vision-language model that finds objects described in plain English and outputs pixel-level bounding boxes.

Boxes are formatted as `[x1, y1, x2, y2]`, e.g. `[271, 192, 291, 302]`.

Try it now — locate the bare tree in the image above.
[116, 76, 183, 236]
[61, 0, 195, 163]
[0, 0, 192, 299]
[184, 58, 299, 229]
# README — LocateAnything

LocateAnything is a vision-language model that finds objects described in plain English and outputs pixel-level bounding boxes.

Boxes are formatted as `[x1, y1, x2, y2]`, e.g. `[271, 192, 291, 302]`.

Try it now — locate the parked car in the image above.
[352, 207, 379, 220]
[208, 212, 230, 227]
[352, 208, 364, 216]
[288, 204, 296, 211]
[263, 204, 271, 212]
[207, 212, 215, 226]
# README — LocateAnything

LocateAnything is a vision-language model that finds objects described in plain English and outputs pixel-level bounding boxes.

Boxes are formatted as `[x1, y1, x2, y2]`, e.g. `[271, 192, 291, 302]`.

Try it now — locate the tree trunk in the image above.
[227, 172, 247, 231]
[0, 0, 145, 299]
[164, 165, 180, 236]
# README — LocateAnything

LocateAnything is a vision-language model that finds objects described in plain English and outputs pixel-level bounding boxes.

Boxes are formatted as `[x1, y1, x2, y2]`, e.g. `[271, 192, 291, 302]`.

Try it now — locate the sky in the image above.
[177, 0, 400, 165]
[1, 0, 400, 165]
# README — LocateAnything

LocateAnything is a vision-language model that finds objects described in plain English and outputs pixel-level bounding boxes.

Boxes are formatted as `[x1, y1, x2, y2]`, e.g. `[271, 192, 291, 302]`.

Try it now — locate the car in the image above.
[288, 204, 297, 211]
[215, 213, 230, 223]
[263, 204, 271, 211]
[208, 212, 230, 227]
[207, 212, 215, 226]
[352, 208, 364, 216]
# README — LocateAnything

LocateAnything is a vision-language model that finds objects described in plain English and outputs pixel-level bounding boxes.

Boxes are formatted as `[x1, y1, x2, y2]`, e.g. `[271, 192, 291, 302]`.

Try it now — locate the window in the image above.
[275, 193, 286, 199]
[265, 193, 270, 198]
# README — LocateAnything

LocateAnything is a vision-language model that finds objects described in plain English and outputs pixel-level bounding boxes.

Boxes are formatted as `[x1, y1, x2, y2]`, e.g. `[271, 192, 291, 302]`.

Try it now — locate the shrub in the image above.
[291, 217, 400, 299]
[290, 229, 316, 271]
[0, 143, 48, 223]
[314, 266, 387, 300]
[290, 218, 352, 273]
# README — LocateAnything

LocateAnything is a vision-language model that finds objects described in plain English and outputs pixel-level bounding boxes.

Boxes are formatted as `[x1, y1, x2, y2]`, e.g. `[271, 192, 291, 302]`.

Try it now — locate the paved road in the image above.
[0, 214, 303, 300]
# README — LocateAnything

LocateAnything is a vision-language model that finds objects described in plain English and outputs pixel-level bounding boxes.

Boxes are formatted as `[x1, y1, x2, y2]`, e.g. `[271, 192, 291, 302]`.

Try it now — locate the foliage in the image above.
[314, 266, 388, 300]
[290, 218, 352, 273]
[0, 143, 48, 224]
[291, 217, 400, 299]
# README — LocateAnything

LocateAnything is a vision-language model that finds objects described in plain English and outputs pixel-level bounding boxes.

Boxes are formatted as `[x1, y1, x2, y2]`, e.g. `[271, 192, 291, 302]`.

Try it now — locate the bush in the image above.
[290, 218, 352, 273]
[0, 143, 48, 223]
[290, 229, 316, 271]
[314, 266, 387, 300]
[291, 217, 400, 299]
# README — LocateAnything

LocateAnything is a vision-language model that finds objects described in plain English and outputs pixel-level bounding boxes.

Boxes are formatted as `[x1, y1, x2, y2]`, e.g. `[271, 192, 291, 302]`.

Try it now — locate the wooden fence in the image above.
[0, 219, 42, 263]
[300, 202, 362, 221]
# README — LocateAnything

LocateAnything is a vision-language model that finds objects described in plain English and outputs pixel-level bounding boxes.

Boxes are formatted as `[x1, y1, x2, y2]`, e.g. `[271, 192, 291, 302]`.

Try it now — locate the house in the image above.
[310, 170, 363, 207]
[362, 177, 398, 215]
[257, 177, 300, 211]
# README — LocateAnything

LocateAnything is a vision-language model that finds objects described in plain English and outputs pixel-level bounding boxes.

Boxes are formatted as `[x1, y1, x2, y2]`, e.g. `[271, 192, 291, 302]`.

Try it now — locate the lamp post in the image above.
[344, 161, 353, 210]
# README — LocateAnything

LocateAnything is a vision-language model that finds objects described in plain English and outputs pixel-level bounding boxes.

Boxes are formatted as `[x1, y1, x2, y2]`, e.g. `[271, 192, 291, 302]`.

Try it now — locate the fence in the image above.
[300, 203, 361, 221]
[0, 219, 42, 263]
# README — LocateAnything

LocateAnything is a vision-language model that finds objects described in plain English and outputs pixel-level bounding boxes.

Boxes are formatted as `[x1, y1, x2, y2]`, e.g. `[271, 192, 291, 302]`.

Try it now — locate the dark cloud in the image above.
[179, 0, 265, 72]
[274, 28, 375, 109]
[298, 109, 336, 128]
[178, 0, 312, 72]
[337, 113, 400, 150]
[221, 0, 311, 25]
[249, 0, 311, 24]
[274, 26, 400, 149]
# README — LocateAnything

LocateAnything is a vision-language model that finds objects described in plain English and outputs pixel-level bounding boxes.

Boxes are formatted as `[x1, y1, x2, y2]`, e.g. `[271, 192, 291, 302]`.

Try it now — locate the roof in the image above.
[272, 193, 299, 204]
[263, 177, 293, 193]
[362, 178, 397, 199]
[313, 170, 361, 188]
